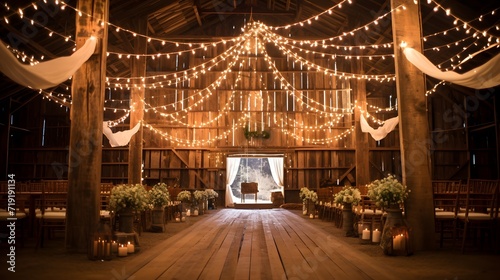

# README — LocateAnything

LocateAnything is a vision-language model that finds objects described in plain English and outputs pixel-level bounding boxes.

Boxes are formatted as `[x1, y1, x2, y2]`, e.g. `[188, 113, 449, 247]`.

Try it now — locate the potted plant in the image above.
[299, 187, 318, 216]
[367, 174, 412, 255]
[176, 190, 192, 214]
[148, 183, 170, 230]
[333, 185, 362, 237]
[109, 184, 149, 233]
[206, 189, 218, 209]
[193, 190, 207, 215]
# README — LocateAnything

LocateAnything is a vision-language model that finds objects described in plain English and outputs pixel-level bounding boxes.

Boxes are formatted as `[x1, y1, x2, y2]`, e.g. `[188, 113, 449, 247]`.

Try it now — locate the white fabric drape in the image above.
[0, 37, 97, 89]
[102, 122, 141, 147]
[225, 157, 241, 207]
[268, 157, 284, 196]
[360, 114, 399, 141]
[403, 47, 500, 89]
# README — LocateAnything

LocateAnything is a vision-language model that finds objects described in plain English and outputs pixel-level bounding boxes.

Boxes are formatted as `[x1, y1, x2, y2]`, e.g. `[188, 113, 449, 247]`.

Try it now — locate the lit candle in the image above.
[111, 241, 118, 254]
[362, 228, 370, 240]
[118, 245, 127, 257]
[309, 213, 314, 219]
[393, 234, 404, 250]
[175, 217, 180, 222]
[127, 242, 135, 253]
[372, 229, 381, 243]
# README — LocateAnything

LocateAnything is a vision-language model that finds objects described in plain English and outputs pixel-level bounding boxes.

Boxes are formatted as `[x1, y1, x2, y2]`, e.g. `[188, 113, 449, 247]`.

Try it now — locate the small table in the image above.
[241, 182, 258, 202]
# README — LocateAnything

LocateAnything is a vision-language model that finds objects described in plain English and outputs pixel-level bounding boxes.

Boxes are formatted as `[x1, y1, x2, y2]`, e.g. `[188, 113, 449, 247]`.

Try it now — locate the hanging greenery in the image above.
[244, 125, 270, 140]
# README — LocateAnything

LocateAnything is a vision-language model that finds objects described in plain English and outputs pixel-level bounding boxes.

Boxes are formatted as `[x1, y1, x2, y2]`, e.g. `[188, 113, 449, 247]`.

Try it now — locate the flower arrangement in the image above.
[299, 187, 309, 200]
[367, 174, 410, 208]
[206, 189, 219, 199]
[176, 190, 192, 203]
[193, 190, 207, 203]
[148, 183, 170, 208]
[334, 186, 362, 205]
[299, 187, 318, 204]
[109, 184, 149, 212]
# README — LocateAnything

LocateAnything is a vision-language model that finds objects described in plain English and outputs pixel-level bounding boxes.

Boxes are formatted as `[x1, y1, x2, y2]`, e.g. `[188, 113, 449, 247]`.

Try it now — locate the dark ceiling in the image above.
[0, 0, 499, 105]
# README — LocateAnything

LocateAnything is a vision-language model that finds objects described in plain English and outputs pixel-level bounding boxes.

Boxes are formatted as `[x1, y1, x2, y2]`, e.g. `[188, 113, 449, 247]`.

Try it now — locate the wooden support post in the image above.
[391, 0, 435, 250]
[353, 55, 370, 187]
[66, 0, 109, 253]
[128, 18, 147, 185]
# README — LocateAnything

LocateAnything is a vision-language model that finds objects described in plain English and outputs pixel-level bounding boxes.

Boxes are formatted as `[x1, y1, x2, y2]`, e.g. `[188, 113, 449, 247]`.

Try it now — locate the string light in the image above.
[4, 0, 499, 146]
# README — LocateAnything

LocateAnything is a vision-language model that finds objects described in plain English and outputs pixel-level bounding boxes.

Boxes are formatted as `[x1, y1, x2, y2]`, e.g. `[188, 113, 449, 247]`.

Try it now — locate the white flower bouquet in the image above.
[176, 190, 192, 203]
[367, 174, 410, 208]
[299, 187, 318, 204]
[333, 186, 362, 205]
[206, 189, 219, 199]
[109, 184, 149, 212]
[148, 182, 170, 208]
[193, 190, 207, 203]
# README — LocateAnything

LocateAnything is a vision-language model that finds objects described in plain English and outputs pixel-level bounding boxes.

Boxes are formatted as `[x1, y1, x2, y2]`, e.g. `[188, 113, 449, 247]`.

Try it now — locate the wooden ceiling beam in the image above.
[199, 10, 294, 16]
[193, 5, 203, 26]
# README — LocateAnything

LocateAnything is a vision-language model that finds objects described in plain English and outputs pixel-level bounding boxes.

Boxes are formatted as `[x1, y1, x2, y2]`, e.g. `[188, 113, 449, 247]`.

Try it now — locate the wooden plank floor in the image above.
[129, 209, 396, 280]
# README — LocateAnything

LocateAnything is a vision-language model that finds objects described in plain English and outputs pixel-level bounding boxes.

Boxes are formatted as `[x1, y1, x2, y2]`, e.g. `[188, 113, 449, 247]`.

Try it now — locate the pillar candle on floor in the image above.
[372, 229, 381, 243]
[362, 228, 370, 240]
[118, 245, 127, 257]
[127, 242, 135, 253]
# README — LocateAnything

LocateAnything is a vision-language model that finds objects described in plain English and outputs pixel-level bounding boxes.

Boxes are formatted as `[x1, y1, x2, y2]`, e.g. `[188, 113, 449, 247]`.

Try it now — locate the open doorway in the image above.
[225, 155, 284, 207]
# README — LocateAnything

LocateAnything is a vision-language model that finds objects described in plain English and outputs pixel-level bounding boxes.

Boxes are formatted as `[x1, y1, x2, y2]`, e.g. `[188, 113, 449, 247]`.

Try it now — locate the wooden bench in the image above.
[241, 182, 258, 202]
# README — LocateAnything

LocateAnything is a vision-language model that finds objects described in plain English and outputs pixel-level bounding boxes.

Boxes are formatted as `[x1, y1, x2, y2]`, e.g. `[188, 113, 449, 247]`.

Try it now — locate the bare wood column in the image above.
[66, 0, 109, 253]
[391, 0, 435, 250]
[128, 18, 147, 184]
[353, 56, 370, 187]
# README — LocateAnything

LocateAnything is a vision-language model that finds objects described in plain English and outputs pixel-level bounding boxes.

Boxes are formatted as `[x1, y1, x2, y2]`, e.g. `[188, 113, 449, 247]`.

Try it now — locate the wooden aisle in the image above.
[129, 209, 396, 280]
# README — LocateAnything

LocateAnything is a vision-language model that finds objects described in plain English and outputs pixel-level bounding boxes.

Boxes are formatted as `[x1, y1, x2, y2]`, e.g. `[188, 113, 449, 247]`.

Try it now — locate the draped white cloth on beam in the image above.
[360, 114, 399, 141]
[403, 47, 500, 89]
[103, 122, 141, 147]
[0, 37, 97, 89]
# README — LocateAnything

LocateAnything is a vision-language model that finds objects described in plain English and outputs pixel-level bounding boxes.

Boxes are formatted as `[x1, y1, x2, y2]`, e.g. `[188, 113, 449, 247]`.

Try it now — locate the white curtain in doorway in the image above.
[225, 157, 241, 207]
[268, 157, 284, 195]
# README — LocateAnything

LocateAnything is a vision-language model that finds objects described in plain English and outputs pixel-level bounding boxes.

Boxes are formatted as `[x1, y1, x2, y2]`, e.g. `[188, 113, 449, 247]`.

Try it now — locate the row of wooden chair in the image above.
[432, 179, 499, 252]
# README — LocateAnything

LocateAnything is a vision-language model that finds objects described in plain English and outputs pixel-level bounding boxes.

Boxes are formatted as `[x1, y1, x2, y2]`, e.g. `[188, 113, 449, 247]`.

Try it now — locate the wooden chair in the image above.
[100, 182, 114, 194]
[355, 196, 384, 236]
[317, 187, 333, 220]
[35, 192, 67, 249]
[432, 180, 461, 247]
[455, 179, 498, 252]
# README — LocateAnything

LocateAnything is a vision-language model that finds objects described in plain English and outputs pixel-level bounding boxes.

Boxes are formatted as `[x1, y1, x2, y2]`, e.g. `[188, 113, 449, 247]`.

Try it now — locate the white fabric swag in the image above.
[0, 37, 97, 89]
[360, 114, 399, 141]
[403, 47, 500, 89]
[102, 122, 141, 147]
